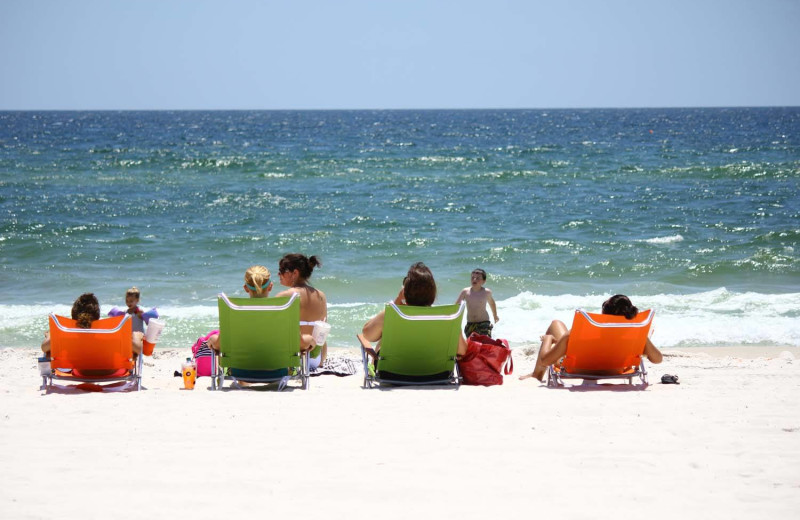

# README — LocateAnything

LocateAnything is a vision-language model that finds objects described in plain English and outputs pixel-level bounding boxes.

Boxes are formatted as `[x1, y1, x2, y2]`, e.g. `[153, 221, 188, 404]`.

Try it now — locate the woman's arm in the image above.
[131, 332, 144, 355]
[457, 333, 468, 357]
[393, 287, 405, 306]
[41, 331, 50, 354]
[362, 310, 386, 343]
[644, 338, 662, 364]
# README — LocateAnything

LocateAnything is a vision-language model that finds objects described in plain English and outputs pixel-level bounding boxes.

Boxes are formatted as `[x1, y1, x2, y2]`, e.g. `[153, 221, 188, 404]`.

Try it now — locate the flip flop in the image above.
[661, 374, 680, 384]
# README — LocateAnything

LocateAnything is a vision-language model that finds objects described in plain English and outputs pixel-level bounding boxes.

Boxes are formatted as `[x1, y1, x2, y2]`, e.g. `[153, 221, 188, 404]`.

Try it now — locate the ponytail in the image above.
[280, 254, 321, 281]
[244, 265, 272, 296]
[76, 312, 95, 329]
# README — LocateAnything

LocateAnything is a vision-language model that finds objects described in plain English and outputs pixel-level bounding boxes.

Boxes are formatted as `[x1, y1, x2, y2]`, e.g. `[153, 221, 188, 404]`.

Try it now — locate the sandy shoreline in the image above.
[1, 345, 799, 519]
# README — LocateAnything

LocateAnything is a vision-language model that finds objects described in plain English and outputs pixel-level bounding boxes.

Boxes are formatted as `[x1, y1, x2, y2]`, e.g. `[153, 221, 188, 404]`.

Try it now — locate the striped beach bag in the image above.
[191, 330, 218, 377]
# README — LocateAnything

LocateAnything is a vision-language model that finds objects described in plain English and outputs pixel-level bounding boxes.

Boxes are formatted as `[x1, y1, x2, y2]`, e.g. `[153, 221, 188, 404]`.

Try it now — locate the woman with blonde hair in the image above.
[207, 265, 273, 352]
[242, 264, 273, 297]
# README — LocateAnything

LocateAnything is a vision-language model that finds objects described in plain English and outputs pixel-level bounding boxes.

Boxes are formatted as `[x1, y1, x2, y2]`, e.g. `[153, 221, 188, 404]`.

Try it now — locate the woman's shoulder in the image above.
[274, 288, 296, 299]
[300, 284, 326, 301]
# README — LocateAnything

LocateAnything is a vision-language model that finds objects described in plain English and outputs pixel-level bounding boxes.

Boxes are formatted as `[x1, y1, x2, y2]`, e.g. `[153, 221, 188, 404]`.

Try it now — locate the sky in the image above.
[1, 0, 798, 110]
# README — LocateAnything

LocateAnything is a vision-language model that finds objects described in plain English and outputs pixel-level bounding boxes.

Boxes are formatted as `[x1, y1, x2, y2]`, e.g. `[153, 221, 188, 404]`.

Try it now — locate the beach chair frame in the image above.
[214, 293, 308, 391]
[547, 309, 654, 388]
[358, 301, 465, 388]
[43, 313, 143, 391]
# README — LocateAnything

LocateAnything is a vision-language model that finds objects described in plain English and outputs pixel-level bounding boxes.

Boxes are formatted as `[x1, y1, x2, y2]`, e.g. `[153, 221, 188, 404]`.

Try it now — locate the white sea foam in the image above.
[3, 289, 799, 349]
[642, 234, 684, 244]
[492, 288, 800, 348]
[328, 302, 371, 309]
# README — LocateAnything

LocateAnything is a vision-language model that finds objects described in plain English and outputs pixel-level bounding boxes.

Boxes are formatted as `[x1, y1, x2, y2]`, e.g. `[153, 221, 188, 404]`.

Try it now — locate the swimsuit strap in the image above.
[299, 321, 316, 326]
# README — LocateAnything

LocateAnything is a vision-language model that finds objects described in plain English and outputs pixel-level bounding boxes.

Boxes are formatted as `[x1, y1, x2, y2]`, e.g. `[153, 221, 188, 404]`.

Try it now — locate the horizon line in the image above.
[1, 104, 799, 112]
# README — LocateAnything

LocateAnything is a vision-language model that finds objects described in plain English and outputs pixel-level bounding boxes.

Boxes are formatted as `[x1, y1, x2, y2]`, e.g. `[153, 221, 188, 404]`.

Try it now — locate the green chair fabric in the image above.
[215, 293, 307, 390]
[359, 301, 465, 388]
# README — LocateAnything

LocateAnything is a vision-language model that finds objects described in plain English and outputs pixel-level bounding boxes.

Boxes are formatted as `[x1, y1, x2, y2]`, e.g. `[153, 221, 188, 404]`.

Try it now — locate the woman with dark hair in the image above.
[40, 293, 143, 355]
[522, 294, 662, 381]
[275, 253, 328, 369]
[362, 262, 467, 356]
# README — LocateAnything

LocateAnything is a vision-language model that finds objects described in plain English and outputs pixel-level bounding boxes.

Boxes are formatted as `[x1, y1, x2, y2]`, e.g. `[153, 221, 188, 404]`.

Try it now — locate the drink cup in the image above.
[311, 321, 331, 345]
[145, 318, 165, 343]
[143, 318, 165, 356]
[142, 340, 155, 356]
[182, 360, 197, 390]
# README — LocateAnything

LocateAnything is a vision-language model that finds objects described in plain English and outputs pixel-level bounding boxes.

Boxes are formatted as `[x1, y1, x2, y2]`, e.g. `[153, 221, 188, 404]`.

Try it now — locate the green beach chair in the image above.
[214, 292, 308, 390]
[357, 301, 465, 388]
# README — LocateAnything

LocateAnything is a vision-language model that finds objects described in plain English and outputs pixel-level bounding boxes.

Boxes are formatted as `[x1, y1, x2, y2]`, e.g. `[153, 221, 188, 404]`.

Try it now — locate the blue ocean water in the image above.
[1, 109, 798, 350]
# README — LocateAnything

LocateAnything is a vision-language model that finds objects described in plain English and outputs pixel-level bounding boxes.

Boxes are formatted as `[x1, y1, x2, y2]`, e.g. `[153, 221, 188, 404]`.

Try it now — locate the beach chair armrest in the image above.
[357, 334, 379, 364]
[357, 334, 378, 387]
[357, 335, 377, 358]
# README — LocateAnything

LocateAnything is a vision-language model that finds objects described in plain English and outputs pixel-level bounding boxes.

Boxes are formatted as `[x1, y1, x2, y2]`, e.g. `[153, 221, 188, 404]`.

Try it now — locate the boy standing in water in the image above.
[455, 268, 499, 338]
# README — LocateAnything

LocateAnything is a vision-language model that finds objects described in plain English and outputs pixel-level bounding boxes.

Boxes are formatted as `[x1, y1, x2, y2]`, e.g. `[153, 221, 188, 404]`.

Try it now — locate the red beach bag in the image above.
[458, 333, 513, 386]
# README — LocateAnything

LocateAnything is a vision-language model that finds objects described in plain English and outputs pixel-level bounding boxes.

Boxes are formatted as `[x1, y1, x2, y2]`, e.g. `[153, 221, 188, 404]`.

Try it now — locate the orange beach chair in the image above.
[547, 309, 655, 387]
[42, 313, 143, 391]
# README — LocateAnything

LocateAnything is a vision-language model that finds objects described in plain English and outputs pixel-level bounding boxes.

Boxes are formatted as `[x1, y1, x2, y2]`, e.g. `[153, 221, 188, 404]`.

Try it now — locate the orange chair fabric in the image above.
[561, 309, 654, 375]
[48, 314, 134, 371]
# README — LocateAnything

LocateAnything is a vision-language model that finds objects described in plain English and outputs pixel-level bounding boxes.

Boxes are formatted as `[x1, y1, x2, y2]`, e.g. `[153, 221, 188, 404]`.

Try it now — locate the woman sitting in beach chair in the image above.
[208, 259, 326, 371]
[207, 264, 274, 351]
[41, 293, 144, 361]
[273, 253, 328, 370]
[41, 293, 145, 386]
[362, 262, 468, 357]
[358, 262, 468, 386]
[522, 294, 663, 382]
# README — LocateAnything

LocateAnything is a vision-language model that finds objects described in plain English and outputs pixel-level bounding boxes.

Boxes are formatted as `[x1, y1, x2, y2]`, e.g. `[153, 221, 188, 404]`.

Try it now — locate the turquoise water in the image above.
[1, 109, 798, 349]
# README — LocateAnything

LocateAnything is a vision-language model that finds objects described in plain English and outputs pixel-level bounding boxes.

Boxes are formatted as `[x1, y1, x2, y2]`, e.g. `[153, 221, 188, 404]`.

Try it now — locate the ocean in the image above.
[1, 108, 798, 351]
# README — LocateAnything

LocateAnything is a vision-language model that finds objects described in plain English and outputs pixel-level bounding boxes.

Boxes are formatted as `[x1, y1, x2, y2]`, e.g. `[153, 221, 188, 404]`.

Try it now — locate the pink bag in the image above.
[191, 330, 218, 377]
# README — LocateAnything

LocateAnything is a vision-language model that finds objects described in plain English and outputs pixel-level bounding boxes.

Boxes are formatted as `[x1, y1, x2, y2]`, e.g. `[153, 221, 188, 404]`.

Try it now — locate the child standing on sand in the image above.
[107, 287, 159, 333]
[455, 268, 499, 338]
[123, 287, 148, 333]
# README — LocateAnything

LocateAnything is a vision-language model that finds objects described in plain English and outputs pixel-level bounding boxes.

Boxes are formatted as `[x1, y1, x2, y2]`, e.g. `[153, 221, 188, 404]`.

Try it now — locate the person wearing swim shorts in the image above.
[455, 268, 499, 338]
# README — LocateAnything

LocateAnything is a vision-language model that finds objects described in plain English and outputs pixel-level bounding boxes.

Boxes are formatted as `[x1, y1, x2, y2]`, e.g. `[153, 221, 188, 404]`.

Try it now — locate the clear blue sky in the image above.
[2, 0, 798, 109]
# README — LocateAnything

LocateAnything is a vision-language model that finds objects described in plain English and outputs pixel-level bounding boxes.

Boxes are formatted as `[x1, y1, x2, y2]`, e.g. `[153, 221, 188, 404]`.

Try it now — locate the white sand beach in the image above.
[1, 345, 798, 519]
